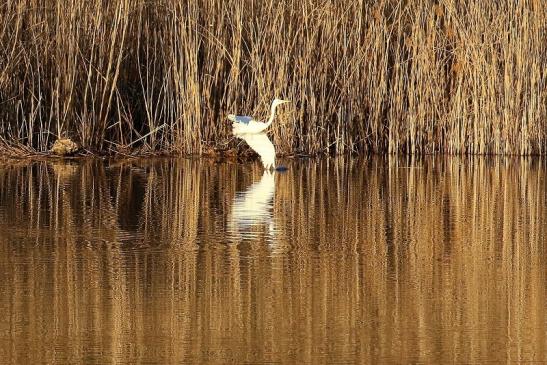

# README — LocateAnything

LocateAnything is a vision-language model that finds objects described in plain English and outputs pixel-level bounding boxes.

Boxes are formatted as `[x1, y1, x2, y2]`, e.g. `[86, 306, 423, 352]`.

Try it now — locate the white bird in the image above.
[237, 133, 277, 169]
[228, 98, 290, 170]
[229, 98, 290, 134]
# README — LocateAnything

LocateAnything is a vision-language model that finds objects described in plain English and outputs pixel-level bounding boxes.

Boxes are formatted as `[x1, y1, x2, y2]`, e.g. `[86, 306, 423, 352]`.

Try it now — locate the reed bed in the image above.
[0, 0, 545, 156]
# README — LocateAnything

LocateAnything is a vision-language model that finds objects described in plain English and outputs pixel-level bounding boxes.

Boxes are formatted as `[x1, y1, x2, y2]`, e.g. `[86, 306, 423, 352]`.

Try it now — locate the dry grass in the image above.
[0, 0, 545, 156]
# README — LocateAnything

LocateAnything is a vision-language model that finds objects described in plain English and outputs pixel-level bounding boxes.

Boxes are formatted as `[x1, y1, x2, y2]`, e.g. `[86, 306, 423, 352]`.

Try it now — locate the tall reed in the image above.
[0, 0, 545, 155]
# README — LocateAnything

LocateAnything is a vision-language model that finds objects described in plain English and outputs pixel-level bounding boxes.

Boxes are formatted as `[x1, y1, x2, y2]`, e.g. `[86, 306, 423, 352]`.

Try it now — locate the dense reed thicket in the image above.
[0, 0, 545, 156]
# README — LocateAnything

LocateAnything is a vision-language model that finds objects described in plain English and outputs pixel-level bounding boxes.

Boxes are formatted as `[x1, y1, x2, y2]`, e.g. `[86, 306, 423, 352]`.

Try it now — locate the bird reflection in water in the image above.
[228, 169, 276, 240]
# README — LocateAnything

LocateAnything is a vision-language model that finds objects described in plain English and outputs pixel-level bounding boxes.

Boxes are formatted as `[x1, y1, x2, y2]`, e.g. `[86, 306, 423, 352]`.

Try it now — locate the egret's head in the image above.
[272, 98, 290, 107]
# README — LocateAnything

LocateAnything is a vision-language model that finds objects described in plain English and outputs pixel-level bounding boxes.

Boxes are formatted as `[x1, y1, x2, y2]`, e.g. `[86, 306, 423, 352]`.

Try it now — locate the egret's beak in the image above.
[281, 99, 290, 104]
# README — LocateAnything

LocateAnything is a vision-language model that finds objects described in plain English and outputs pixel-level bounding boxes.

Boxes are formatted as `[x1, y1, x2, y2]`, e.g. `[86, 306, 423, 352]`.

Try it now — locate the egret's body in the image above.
[229, 98, 289, 170]
[236, 133, 276, 169]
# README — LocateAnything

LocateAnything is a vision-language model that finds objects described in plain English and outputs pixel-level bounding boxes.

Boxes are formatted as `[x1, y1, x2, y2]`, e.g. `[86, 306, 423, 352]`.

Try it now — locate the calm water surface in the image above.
[0, 157, 545, 364]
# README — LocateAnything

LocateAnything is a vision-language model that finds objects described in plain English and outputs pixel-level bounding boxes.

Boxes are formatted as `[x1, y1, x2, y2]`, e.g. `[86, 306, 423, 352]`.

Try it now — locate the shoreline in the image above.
[1, 148, 545, 165]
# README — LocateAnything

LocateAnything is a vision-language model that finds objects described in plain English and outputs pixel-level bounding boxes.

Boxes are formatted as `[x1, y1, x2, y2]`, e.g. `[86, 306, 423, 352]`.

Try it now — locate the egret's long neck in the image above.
[265, 102, 278, 128]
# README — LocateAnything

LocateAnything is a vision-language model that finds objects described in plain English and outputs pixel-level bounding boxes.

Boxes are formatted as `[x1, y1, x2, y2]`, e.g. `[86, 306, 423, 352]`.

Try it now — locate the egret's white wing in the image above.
[231, 119, 268, 134]
[237, 133, 276, 169]
[228, 115, 254, 124]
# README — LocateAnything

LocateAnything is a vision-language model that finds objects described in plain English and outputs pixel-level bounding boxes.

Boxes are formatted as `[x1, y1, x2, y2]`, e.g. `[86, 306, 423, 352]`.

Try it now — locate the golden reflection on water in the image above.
[0, 157, 545, 364]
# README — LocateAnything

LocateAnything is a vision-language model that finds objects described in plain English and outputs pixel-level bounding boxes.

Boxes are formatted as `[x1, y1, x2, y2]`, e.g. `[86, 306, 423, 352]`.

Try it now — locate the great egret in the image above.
[237, 133, 276, 169]
[229, 98, 290, 170]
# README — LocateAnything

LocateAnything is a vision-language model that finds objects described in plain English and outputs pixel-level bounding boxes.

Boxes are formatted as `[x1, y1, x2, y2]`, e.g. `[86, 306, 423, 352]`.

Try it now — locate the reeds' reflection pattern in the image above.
[0, 158, 545, 364]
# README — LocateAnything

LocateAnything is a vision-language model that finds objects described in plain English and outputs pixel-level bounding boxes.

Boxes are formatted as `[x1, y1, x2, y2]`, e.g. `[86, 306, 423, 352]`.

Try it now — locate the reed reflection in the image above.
[0, 157, 544, 364]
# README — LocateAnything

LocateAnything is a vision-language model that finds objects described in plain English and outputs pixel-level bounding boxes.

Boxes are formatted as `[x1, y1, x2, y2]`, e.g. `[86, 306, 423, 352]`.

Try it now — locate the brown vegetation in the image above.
[0, 0, 545, 156]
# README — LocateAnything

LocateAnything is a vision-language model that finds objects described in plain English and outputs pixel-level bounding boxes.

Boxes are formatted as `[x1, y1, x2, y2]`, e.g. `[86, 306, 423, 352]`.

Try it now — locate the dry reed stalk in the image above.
[0, 0, 545, 156]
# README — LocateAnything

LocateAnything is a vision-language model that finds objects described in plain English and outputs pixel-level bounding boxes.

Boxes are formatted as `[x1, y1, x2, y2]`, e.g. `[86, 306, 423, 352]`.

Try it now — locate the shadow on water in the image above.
[0, 157, 545, 364]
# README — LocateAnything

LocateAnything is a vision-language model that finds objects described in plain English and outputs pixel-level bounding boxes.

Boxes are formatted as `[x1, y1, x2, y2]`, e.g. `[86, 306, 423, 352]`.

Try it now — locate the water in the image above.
[0, 157, 545, 364]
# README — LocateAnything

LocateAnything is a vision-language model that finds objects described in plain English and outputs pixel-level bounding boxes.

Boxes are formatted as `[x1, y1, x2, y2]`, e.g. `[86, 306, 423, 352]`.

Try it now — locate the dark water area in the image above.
[0, 157, 545, 364]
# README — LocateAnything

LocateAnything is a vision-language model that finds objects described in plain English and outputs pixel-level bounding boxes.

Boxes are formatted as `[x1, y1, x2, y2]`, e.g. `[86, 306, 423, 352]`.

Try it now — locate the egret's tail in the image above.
[227, 114, 237, 122]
